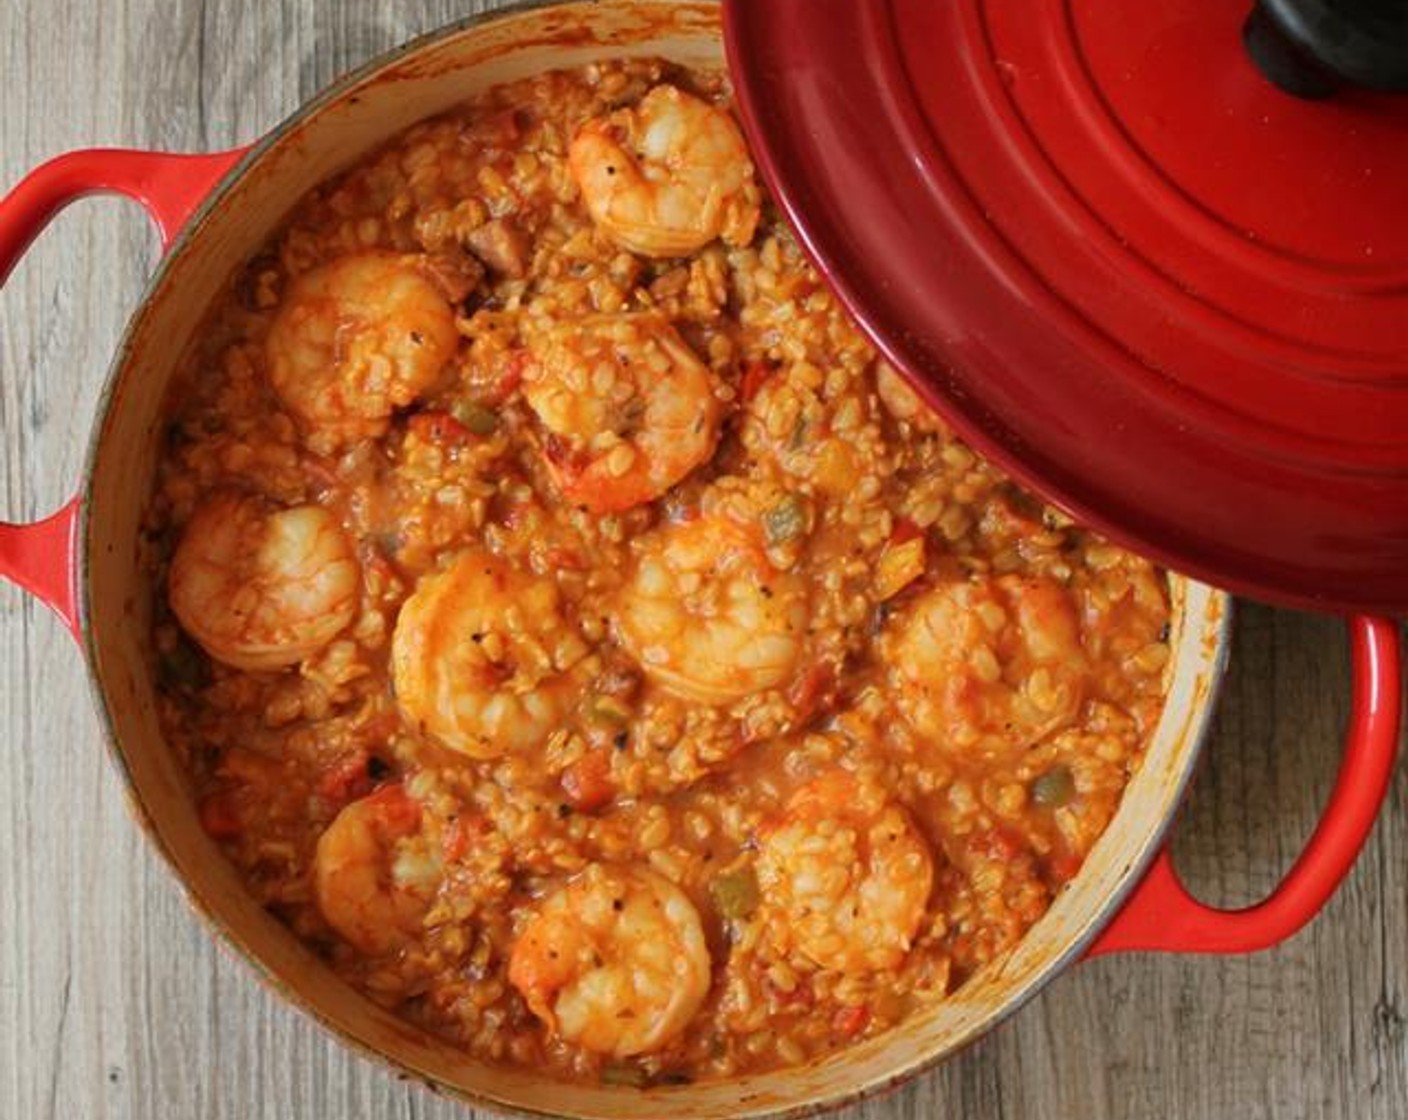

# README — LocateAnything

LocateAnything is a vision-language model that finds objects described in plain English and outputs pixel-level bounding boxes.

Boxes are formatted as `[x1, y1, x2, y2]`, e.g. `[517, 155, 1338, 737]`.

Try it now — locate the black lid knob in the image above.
[1245, 0, 1408, 99]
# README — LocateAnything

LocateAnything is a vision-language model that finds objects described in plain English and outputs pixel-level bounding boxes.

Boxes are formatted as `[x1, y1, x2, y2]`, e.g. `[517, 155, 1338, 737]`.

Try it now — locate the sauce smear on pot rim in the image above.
[145, 58, 1171, 1087]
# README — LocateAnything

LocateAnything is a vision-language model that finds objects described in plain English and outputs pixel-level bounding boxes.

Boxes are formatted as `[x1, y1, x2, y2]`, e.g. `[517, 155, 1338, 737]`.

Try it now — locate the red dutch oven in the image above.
[0, 2, 1402, 1116]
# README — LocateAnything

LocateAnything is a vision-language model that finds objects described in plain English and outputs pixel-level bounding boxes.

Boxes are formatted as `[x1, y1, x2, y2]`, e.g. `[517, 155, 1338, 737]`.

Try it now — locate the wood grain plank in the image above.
[2, 2, 1404, 1118]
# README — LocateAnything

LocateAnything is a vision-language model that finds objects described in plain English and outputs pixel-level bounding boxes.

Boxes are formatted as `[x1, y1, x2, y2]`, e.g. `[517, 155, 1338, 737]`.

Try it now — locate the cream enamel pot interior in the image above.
[0, 3, 1401, 1118]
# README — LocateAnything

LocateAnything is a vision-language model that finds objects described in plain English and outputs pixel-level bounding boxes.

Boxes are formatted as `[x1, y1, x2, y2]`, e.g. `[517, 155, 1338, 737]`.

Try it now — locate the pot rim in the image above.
[70, 3, 1235, 1116]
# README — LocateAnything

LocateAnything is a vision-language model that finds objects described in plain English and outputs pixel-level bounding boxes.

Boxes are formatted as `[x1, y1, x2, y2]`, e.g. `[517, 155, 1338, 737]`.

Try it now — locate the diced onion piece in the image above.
[876, 537, 926, 601]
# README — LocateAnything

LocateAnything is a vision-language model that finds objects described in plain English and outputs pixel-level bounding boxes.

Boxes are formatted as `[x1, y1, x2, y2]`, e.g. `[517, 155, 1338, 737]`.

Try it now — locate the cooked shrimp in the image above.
[168, 492, 359, 671]
[882, 575, 1089, 755]
[265, 251, 460, 447]
[391, 548, 594, 758]
[613, 511, 808, 704]
[756, 770, 934, 974]
[522, 313, 722, 514]
[875, 359, 950, 436]
[508, 863, 711, 1057]
[570, 84, 760, 257]
[313, 784, 440, 957]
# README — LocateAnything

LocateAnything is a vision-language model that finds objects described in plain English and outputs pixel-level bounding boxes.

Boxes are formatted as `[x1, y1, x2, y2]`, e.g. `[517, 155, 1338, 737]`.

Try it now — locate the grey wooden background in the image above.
[2, 1, 1406, 1117]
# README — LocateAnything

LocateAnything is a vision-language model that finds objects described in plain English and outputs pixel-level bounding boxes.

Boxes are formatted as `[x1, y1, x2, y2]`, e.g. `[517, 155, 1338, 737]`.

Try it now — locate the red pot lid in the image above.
[723, 0, 1408, 615]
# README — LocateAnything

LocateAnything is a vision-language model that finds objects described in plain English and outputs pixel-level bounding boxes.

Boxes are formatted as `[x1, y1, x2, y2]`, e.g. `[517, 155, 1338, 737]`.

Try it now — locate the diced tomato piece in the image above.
[832, 1004, 872, 1038]
[771, 977, 815, 1011]
[442, 820, 468, 863]
[890, 517, 924, 546]
[740, 359, 775, 404]
[441, 813, 491, 863]
[543, 432, 589, 475]
[316, 751, 372, 808]
[407, 410, 472, 446]
[463, 348, 527, 407]
[498, 351, 527, 399]
[973, 826, 1027, 863]
[786, 662, 836, 723]
[1045, 848, 1084, 885]
[198, 791, 243, 841]
[366, 783, 421, 836]
[561, 750, 615, 813]
[543, 546, 587, 572]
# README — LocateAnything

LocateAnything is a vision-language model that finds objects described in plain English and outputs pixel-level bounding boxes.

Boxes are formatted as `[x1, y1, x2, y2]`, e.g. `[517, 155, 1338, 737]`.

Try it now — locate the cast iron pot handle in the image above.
[0, 146, 247, 640]
[1088, 615, 1402, 956]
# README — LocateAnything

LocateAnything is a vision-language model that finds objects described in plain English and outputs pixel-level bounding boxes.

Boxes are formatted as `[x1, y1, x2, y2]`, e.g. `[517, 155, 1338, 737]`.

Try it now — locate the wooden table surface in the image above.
[2, 1, 1406, 1117]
